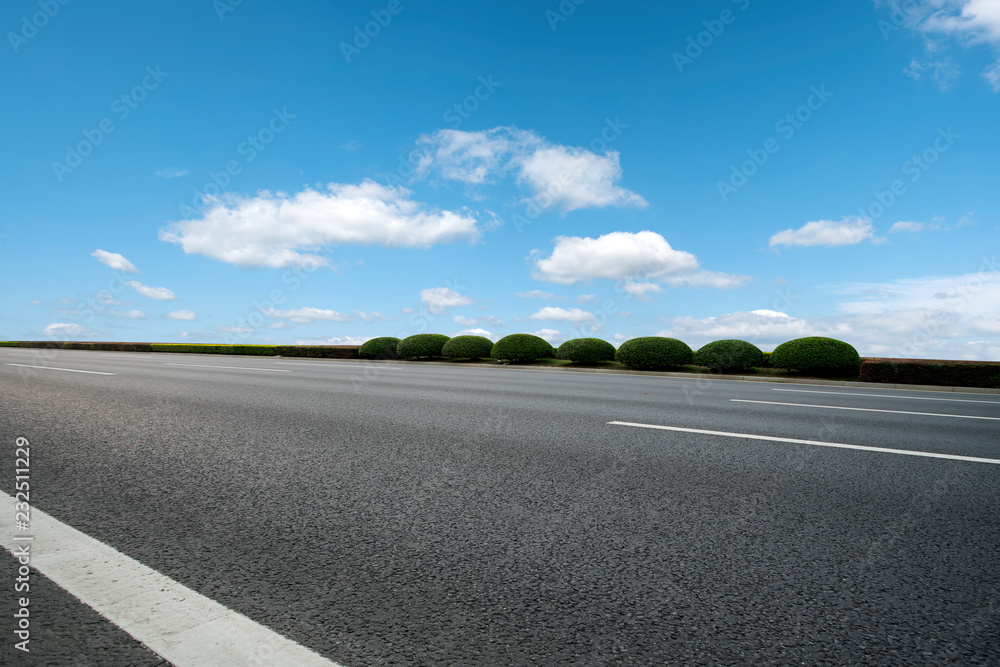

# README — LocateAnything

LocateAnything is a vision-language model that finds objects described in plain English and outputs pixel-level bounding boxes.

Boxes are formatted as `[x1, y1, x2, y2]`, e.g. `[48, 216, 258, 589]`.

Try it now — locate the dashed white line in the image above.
[771, 387, 1000, 405]
[164, 363, 290, 373]
[730, 399, 1000, 421]
[0, 492, 342, 667]
[4, 363, 116, 376]
[607, 421, 1000, 465]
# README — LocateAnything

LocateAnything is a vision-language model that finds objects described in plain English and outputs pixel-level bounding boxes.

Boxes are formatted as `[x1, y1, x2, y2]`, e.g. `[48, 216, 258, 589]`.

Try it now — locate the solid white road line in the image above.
[771, 387, 1000, 405]
[163, 363, 290, 373]
[730, 399, 1000, 421]
[4, 363, 116, 376]
[607, 421, 1000, 465]
[0, 492, 342, 667]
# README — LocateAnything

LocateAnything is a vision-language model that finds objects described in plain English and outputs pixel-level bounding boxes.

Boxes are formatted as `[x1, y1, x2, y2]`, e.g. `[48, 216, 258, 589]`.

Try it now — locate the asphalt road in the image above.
[1, 348, 999, 666]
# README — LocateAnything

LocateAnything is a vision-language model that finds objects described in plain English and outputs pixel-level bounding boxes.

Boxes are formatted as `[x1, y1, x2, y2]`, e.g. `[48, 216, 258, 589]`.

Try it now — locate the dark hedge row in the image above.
[10, 341, 361, 358]
[860, 358, 1000, 389]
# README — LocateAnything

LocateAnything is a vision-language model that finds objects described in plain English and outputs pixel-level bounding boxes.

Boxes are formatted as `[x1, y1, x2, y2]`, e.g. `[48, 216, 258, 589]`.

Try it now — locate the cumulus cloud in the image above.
[480, 315, 505, 326]
[43, 323, 97, 338]
[526, 307, 596, 323]
[421, 287, 474, 315]
[531, 230, 747, 290]
[532, 328, 563, 344]
[659, 310, 852, 351]
[107, 309, 146, 319]
[127, 281, 176, 300]
[92, 249, 139, 274]
[457, 328, 494, 339]
[168, 310, 197, 320]
[416, 126, 646, 212]
[453, 315, 478, 326]
[620, 282, 663, 301]
[159, 180, 481, 268]
[769, 217, 879, 248]
[260, 306, 352, 323]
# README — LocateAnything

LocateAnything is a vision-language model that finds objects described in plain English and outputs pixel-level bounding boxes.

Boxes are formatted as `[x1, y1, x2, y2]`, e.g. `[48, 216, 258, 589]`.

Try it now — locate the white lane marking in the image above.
[4, 363, 116, 376]
[730, 399, 1000, 421]
[0, 492, 342, 667]
[607, 422, 1000, 465]
[164, 363, 290, 373]
[771, 387, 1000, 405]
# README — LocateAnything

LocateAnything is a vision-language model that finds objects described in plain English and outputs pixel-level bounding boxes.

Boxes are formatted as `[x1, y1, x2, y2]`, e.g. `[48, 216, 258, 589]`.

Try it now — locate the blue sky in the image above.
[2, 0, 998, 359]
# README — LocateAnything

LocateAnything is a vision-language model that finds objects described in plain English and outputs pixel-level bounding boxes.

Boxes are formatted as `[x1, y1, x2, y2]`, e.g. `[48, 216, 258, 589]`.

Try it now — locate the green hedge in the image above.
[770, 337, 860, 375]
[0, 341, 19, 347]
[397, 334, 450, 358]
[860, 358, 1000, 388]
[358, 337, 401, 359]
[557, 338, 616, 364]
[491, 334, 555, 363]
[694, 339, 764, 372]
[616, 337, 693, 370]
[18, 341, 155, 352]
[442, 335, 494, 359]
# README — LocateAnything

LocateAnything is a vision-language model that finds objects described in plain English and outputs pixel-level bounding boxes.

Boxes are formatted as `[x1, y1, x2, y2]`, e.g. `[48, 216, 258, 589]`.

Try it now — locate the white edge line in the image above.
[607, 422, 1000, 465]
[771, 387, 1000, 405]
[164, 363, 290, 373]
[0, 492, 342, 667]
[4, 363, 116, 376]
[731, 399, 1000, 421]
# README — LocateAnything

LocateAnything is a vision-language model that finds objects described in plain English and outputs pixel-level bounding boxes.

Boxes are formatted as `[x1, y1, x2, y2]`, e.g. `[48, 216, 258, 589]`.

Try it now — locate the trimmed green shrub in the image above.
[442, 335, 494, 359]
[491, 334, 555, 363]
[274, 345, 360, 359]
[615, 337, 693, 370]
[557, 337, 616, 364]
[397, 333, 450, 358]
[694, 339, 764, 372]
[860, 358, 1000, 389]
[770, 337, 861, 375]
[0, 341, 19, 347]
[358, 337, 401, 359]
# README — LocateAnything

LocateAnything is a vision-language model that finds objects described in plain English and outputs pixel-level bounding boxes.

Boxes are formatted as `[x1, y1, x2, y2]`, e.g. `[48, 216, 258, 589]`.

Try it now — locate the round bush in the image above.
[491, 334, 555, 363]
[615, 336, 693, 370]
[442, 335, 494, 359]
[358, 337, 401, 359]
[557, 338, 616, 364]
[769, 337, 861, 374]
[397, 334, 450, 358]
[694, 339, 764, 372]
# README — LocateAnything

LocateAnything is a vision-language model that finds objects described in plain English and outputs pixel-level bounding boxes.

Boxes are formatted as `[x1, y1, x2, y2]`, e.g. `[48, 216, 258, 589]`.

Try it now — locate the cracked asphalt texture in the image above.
[1, 349, 999, 666]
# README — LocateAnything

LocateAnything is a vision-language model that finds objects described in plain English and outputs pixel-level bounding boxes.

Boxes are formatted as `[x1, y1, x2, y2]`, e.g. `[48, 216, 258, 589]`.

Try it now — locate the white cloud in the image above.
[296, 336, 370, 345]
[159, 180, 481, 268]
[621, 282, 663, 301]
[480, 315, 505, 326]
[457, 328, 494, 339]
[155, 168, 189, 179]
[515, 289, 562, 300]
[29, 299, 42, 306]
[168, 310, 197, 321]
[453, 315, 478, 326]
[577, 294, 597, 303]
[92, 249, 139, 274]
[659, 310, 850, 351]
[531, 231, 747, 290]
[43, 323, 97, 338]
[526, 307, 596, 323]
[769, 216, 879, 248]
[516, 145, 648, 212]
[417, 126, 646, 212]
[890, 221, 927, 233]
[126, 281, 176, 300]
[420, 287, 473, 315]
[216, 325, 254, 334]
[613, 333, 627, 341]
[883, 0, 1000, 90]
[108, 309, 146, 319]
[532, 328, 563, 344]
[261, 306, 352, 323]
